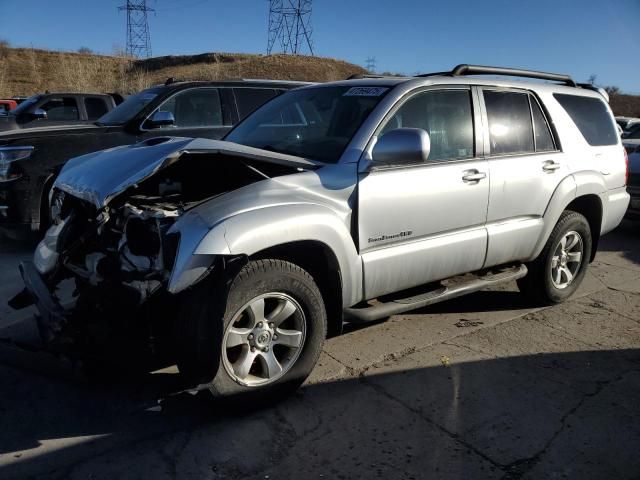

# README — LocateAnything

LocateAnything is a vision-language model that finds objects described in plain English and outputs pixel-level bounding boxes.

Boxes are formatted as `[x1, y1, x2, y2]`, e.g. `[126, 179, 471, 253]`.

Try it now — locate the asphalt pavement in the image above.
[0, 222, 639, 479]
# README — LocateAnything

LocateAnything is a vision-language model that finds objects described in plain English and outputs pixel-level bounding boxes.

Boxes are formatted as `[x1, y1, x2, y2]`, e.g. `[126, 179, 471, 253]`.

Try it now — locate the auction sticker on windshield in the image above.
[343, 87, 388, 96]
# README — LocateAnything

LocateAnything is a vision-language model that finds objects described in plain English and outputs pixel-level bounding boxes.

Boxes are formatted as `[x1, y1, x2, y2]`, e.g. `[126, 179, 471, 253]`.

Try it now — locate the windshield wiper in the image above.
[261, 145, 305, 158]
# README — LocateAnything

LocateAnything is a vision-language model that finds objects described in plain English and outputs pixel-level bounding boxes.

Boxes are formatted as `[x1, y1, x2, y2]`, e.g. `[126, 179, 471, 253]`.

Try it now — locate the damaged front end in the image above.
[10, 137, 316, 363]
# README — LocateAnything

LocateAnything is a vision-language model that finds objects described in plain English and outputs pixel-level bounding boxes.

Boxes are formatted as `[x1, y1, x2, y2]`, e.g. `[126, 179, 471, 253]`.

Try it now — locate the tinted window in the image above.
[484, 91, 534, 155]
[625, 125, 640, 139]
[155, 88, 222, 128]
[530, 96, 556, 152]
[234, 88, 278, 120]
[554, 94, 617, 146]
[41, 97, 79, 121]
[84, 97, 109, 120]
[379, 89, 474, 162]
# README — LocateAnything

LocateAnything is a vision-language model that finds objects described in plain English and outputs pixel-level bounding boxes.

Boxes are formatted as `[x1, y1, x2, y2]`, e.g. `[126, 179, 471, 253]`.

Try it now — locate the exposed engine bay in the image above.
[16, 151, 305, 363]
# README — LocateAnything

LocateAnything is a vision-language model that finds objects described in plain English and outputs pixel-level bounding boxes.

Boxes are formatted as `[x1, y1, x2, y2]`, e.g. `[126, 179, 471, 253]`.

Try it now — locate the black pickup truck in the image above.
[0, 92, 124, 132]
[0, 79, 307, 237]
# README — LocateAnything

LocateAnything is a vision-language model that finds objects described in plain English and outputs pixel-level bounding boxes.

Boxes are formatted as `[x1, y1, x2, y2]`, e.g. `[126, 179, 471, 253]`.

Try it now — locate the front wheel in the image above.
[177, 259, 327, 404]
[517, 210, 592, 304]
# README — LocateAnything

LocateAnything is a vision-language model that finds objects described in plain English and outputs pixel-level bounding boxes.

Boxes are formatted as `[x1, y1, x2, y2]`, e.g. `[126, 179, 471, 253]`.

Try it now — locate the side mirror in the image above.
[31, 108, 47, 120]
[147, 110, 175, 128]
[372, 128, 430, 166]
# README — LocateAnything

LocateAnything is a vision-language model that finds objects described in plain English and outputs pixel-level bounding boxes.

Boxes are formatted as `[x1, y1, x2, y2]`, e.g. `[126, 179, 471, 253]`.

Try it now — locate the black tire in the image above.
[176, 259, 327, 404]
[517, 210, 592, 304]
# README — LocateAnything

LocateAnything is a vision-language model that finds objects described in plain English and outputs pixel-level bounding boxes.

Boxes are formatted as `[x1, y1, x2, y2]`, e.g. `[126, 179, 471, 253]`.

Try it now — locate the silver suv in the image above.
[12, 65, 630, 401]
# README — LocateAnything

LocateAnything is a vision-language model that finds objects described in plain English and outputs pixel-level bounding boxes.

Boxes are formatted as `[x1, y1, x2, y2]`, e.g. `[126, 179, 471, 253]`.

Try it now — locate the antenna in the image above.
[118, 0, 154, 58]
[267, 0, 314, 55]
[366, 57, 377, 73]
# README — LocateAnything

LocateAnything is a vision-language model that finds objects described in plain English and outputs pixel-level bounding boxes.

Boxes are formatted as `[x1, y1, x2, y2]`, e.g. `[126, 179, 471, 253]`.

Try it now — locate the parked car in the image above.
[11, 65, 629, 402]
[0, 92, 125, 132]
[0, 79, 307, 237]
[626, 148, 640, 219]
[616, 116, 640, 133]
[0, 99, 18, 114]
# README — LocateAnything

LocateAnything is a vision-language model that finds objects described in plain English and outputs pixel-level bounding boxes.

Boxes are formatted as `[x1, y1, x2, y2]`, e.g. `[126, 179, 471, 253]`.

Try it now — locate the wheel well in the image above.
[251, 241, 343, 337]
[565, 194, 602, 262]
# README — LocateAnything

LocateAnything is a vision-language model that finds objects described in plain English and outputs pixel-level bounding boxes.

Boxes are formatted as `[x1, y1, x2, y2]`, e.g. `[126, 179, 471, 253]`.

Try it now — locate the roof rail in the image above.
[347, 73, 405, 80]
[417, 64, 577, 87]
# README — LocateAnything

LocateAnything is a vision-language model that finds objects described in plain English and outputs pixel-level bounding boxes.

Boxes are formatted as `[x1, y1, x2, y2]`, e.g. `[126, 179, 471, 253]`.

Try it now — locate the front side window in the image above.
[40, 97, 79, 121]
[379, 89, 474, 162]
[484, 91, 534, 155]
[154, 88, 223, 128]
[554, 94, 617, 146]
[225, 86, 389, 163]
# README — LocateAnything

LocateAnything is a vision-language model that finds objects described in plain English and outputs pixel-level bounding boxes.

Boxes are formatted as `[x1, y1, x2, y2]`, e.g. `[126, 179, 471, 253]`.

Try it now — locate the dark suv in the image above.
[0, 79, 307, 236]
[0, 92, 124, 132]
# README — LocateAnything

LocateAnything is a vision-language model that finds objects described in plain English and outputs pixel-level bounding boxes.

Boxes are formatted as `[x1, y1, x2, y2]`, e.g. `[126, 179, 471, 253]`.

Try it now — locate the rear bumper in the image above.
[14, 261, 66, 344]
[600, 187, 630, 235]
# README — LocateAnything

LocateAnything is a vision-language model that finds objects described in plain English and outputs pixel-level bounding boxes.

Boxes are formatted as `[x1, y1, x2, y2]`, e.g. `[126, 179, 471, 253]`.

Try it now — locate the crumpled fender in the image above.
[167, 203, 363, 307]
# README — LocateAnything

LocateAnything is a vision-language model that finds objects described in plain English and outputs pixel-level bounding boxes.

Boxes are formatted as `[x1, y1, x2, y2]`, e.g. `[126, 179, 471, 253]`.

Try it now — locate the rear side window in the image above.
[484, 91, 534, 155]
[530, 96, 556, 152]
[84, 97, 109, 120]
[553, 94, 617, 146]
[234, 88, 278, 120]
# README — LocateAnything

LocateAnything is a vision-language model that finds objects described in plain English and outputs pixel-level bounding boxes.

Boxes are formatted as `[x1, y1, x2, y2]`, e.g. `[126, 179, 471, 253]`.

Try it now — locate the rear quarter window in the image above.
[553, 94, 617, 146]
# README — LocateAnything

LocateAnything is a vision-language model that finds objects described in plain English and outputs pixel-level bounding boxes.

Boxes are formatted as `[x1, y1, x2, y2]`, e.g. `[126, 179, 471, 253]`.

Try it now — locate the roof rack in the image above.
[347, 73, 407, 80]
[416, 64, 577, 87]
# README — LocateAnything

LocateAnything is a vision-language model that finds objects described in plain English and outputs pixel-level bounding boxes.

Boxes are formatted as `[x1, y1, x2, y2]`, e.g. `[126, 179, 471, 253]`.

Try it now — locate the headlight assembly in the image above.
[0, 146, 34, 182]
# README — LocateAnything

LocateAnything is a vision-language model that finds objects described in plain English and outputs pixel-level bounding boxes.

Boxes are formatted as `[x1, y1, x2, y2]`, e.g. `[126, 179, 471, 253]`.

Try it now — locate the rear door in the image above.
[358, 87, 489, 299]
[480, 88, 567, 267]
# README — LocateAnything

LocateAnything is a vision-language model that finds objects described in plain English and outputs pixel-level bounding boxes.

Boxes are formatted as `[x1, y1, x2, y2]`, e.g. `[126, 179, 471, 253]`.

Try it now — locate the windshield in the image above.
[225, 85, 389, 163]
[10, 95, 41, 115]
[97, 88, 163, 125]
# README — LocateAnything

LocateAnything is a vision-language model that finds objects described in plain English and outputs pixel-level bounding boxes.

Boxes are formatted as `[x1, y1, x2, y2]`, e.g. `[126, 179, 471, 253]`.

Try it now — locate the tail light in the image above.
[624, 148, 629, 186]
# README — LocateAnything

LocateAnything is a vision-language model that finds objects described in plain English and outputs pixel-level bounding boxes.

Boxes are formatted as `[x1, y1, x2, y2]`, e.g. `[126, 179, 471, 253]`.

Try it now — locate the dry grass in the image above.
[0, 47, 367, 97]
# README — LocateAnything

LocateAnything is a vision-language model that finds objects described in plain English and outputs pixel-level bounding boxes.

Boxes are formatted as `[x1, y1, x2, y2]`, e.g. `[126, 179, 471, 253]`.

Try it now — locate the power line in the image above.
[267, 0, 314, 55]
[118, 0, 154, 58]
[366, 56, 376, 73]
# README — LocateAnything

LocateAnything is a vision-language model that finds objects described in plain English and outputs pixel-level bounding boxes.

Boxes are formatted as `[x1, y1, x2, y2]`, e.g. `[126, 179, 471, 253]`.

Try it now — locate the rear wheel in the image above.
[177, 259, 326, 404]
[518, 210, 592, 304]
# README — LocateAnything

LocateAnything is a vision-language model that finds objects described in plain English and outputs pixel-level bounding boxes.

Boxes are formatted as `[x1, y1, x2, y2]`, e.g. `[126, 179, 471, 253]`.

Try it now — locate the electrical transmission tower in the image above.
[118, 0, 154, 58]
[267, 0, 314, 55]
[366, 57, 377, 73]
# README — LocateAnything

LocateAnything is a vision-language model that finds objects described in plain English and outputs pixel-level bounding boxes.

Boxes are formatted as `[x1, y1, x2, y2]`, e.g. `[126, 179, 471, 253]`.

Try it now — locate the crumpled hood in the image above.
[54, 137, 320, 208]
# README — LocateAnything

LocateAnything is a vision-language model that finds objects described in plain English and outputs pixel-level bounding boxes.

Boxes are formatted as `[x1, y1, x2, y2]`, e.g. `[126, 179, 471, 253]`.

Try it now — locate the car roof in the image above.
[152, 79, 313, 90]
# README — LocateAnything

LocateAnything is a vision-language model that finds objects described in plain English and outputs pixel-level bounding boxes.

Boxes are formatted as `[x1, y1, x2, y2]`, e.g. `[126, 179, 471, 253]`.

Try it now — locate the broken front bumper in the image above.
[12, 261, 67, 345]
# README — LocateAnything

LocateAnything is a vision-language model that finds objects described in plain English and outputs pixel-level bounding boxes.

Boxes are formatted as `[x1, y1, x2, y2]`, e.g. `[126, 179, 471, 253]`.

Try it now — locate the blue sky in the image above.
[1, 0, 638, 93]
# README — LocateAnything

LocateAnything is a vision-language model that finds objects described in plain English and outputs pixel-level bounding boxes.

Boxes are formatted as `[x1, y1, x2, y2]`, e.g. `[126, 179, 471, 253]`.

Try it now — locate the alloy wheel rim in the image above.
[550, 231, 583, 289]
[221, 293, 306, 387]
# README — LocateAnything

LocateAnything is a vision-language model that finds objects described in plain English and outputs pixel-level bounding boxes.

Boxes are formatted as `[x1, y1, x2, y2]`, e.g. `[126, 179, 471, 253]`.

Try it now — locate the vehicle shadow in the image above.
[598, 219, 640, 265]
[1, 348, 639, 479]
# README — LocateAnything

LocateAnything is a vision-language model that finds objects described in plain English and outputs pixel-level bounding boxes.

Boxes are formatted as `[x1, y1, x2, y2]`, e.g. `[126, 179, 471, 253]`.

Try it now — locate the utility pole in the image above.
[118, 0, 154, 58]
[267, 0, 314, 55]
[366, 56, 377, 73]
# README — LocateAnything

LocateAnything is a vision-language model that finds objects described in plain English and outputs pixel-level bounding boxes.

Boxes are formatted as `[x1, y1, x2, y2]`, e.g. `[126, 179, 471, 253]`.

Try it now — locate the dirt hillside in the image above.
[0, 47, 367, 97]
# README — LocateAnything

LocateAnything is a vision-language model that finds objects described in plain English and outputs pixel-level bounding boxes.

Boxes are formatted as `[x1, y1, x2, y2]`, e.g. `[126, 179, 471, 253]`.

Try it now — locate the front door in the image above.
[139, 87, 232, 141]
[358, 87, 489, 299]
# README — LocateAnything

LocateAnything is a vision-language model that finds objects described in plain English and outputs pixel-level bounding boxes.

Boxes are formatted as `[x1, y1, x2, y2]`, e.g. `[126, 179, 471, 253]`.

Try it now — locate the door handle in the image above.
[542, 160, 561, 172]
[462, 170, 487, 182]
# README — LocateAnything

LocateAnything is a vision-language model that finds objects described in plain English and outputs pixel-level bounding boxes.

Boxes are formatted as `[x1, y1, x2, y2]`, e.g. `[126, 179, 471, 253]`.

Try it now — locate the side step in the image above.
[344, 264, 528, 324]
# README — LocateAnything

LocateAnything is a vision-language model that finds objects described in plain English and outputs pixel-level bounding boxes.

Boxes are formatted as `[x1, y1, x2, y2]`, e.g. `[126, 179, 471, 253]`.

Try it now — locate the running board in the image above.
[344, 264, 528, 324]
